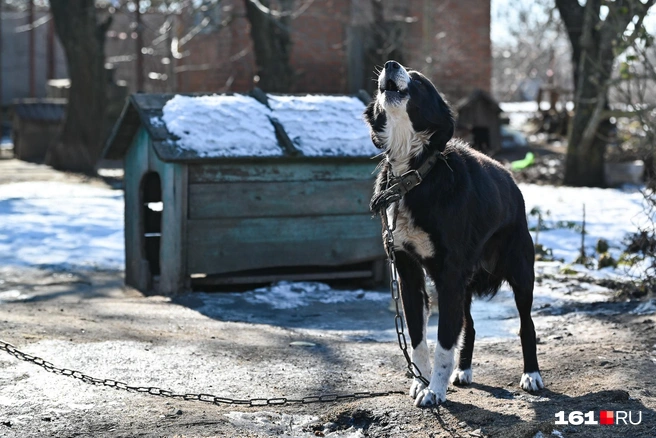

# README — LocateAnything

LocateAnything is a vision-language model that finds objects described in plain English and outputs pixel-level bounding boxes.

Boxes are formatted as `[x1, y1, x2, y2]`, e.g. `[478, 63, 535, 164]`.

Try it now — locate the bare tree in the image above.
[48, 0, 112, 173]
[492, 0, 572, 102]
[609, 41, 656, 181]
[361, 0, 409, 95]
[244, 0, 295, 92]
[346, 0, 414, 96]
[556, 0, 655, 186]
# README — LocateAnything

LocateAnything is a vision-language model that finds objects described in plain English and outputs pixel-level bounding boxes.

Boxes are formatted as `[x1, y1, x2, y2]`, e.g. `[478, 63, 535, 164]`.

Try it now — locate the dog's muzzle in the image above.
[378, 61, 410, 105]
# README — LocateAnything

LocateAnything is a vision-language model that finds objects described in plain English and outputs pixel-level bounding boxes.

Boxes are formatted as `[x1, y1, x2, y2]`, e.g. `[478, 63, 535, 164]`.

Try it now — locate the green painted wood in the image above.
[186, 215, 384, 274]
[189, 161, 379, 183]
[149, 145, 188, 295]
[188, 180, 373, 219]
[123, 127, 151, 292]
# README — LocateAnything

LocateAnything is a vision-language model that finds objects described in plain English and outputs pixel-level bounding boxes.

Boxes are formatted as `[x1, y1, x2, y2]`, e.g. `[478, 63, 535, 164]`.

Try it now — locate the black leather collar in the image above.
[370, 150, 452, 213]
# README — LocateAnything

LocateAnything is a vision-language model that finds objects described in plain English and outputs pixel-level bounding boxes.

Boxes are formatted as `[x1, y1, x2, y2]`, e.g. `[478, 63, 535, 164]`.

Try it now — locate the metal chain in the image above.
[382, 206, 431, 388]
[0, 339, 404, 406]
[0, 203, 428, 407]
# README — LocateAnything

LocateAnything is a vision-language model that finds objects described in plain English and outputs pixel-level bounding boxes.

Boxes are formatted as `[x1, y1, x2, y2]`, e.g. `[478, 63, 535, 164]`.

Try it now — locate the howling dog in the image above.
[364, 61, 544, 407]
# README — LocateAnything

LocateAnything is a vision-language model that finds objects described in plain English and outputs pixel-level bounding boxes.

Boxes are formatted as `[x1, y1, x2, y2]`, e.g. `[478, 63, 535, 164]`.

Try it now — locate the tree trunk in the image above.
[557, 0, 609, 186]
[564, 110, 608, 186]
[48, 1, 111, 173]
[557, 0, 654, 186]
[357, 0, 407, 96]
[244, 0, 294, 92]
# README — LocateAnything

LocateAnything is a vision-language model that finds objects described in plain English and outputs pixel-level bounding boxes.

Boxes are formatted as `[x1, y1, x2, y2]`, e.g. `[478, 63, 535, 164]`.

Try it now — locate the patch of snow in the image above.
[208, 281, 389, 311]
[149, 116, 164, 128]
[0, 135, 12, 149]
[0, 289, 32, 303]
[161, 94, 282, 157]
[501, 101, 574, 129]
[267, 94, 377, 157]
[631, 300, 656, 315]
[500, 101, 539, 128]
[520, 184, 647, 269]
[500, 101, 540, 113]
[0, 182, 124, 269]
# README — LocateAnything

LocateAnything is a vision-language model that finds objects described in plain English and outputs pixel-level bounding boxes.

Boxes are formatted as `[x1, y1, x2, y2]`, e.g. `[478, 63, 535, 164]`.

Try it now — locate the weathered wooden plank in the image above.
[189, 161, 380, 183]
[188, 180, 373, 219]
[150, 151, 188, 295]
[186, 215, 384, 275]
[192, 270, 373, 286]
[123, 128, 151, 292]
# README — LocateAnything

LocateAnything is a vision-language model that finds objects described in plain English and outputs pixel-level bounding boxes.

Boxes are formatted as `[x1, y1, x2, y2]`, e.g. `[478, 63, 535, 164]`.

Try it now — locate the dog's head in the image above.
[364, 61, 454, 152]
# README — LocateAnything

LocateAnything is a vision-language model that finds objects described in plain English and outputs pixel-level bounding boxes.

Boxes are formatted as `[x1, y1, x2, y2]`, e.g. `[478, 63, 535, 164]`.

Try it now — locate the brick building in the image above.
[0, 1, 490, 106]
[168, 0, 490, 102]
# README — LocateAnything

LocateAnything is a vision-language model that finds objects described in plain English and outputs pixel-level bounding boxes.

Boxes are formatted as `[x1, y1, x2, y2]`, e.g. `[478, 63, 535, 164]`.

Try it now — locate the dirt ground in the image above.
[1, 159, 656, 438]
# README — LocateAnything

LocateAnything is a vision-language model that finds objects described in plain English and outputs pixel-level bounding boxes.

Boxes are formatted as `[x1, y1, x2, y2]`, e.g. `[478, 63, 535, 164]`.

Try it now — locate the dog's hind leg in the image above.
[451, 289, 474, 385]
[394, 251, 431, 399]
[415, 263, 465, 407]
[507, 233, 544, 392]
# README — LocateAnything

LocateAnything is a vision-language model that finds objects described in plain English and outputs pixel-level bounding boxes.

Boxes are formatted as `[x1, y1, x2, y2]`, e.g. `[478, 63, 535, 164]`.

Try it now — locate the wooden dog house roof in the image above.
[103, 90, 376, 163]
[12, 98, 67, 122]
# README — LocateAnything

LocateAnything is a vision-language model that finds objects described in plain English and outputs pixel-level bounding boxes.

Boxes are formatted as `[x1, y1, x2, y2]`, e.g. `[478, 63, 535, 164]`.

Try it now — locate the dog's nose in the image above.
[384, 60, 400, 71]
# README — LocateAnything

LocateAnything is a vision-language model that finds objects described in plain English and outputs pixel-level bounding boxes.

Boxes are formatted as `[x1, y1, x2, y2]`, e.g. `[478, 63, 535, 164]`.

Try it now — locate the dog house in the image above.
[103, 91, 385, 295]
[11, 99, 66, 162]
[455, 89, 502, 154]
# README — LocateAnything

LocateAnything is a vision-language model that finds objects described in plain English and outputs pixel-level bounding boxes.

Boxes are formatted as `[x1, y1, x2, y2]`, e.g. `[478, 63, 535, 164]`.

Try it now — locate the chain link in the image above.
[0, 339, 404, 406]
[383, 206, 431, 388]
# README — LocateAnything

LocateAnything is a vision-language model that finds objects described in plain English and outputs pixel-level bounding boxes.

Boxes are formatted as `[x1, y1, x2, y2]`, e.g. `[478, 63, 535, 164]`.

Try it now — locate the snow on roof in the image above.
[267, 94, 377, 157]
[161, 94, 282, 158]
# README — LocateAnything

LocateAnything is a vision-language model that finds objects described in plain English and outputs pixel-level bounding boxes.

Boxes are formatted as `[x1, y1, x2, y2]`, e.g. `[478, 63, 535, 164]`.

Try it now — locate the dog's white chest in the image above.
[386, 201, 435, 259]
[380, 110, 429, 176]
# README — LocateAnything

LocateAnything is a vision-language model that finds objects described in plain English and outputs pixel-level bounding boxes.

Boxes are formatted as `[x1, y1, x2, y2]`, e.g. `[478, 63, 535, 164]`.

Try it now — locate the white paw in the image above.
[414, 387, 446, 407]
[520, 371, 544, 392]
[450, 368, 472, 385]
[409, 378, 427, 398]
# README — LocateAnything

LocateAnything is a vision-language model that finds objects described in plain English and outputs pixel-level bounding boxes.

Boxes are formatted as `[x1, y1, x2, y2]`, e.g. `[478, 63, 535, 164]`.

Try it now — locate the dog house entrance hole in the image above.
[142, 172, 162, 277]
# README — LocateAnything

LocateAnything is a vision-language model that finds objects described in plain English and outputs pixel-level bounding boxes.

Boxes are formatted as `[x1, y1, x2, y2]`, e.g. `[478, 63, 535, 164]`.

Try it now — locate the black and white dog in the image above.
[364, 61, 544, 407]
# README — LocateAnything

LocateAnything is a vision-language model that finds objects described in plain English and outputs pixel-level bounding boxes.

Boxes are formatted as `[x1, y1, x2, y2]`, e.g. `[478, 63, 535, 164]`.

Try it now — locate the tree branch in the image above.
[601, 106, 656, 119]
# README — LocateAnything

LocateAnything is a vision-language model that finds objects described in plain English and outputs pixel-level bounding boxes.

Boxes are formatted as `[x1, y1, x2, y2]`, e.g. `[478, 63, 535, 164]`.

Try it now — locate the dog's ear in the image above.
[408, 78, 454, 150]
[427, 102, 454, 150]
[364, 100, 387, 149]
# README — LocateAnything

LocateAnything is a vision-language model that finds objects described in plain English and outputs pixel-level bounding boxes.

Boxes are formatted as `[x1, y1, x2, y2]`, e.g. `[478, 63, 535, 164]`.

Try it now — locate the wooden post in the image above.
[135, 0, 144, 92]
[28, 0, 35, 97]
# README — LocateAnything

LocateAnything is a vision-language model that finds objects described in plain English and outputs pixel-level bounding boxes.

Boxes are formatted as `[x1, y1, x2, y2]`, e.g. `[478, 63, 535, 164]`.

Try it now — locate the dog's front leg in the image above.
[414, 271, 464, 407]
[393, 251, 432, 398]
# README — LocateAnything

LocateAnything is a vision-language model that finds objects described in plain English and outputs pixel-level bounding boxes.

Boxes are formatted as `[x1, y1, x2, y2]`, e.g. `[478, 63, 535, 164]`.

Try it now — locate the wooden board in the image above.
[188, 180, 373, 219]
[150, 147, 188, 295]
[123, 128, 151, 292]
[191, 270, 374, 286]
[186, 215, 384, 275]
[189, 161, 379, 183]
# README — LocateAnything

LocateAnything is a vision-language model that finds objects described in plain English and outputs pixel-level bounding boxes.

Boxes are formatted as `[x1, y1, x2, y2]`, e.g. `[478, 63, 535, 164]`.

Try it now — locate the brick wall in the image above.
[405, 0, 491, 102]
[149, 0, 490, 102]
